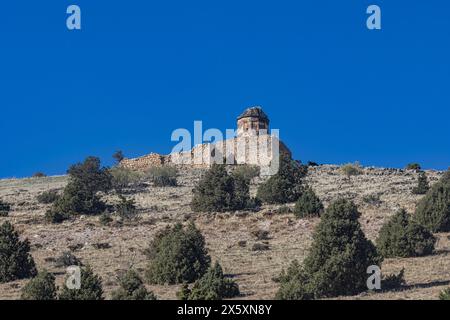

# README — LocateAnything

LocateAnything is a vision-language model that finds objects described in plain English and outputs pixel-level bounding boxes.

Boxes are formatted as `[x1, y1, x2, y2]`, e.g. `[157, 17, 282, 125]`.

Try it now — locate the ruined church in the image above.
[120, 106, 291, 174]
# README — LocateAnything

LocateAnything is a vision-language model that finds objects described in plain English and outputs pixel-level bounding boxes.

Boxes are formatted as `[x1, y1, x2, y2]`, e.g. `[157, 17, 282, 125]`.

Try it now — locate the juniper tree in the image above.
[276, 199, 382, 299]
[111, 269, 156, 300]
[412, 171, 430, 195]
[257, 154, 307, 204]
[21, 270, 57, 300]
[0, 222, 37, 283]
[376, 209, 435, 258]
[59, 265, 104, 300]
[294, 186, 323, 218]
[145, 223, 211, 284]
[414, 170, 450, 232]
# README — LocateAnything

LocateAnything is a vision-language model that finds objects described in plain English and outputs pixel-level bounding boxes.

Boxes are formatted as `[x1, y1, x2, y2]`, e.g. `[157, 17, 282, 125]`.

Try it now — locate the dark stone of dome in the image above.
[237, 106, 269, 123]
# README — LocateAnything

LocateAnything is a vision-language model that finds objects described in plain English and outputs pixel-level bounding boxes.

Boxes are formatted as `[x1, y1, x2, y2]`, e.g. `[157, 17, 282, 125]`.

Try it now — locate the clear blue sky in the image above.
[1, 1, 449, 178]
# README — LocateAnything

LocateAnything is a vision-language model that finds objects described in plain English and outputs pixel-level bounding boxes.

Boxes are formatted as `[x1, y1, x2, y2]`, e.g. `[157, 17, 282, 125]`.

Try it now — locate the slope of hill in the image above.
[0, 166, 448, 300]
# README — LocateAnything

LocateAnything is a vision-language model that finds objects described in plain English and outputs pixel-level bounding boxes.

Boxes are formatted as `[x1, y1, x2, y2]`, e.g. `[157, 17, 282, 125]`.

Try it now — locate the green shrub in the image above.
[414, 170, 450, 232]
[99, 212, 113, 225]
[110, 166, 142, 193]
[276, 199, 382, 299]
[59, 265, 104, 300]
[146, 166, 178, 187]
[0, 221, 37, 283]
[112, 150, 125, 164]
[406, 163, 421, 171]
[341, 162, 363, 179]
[439, 288, 450, 300]
[256, 154, 307, 204]
[32, 172, 47, 178]
[116, 195, 137, 220]
[177, 262, 239, 300]
[36, 190, 60, 204]
[294, 187, 323, 218]
[381, 268, 406, 291]
[54, 252, 83, 268]
[21, 270, 57, 300]
[275, 260, 313, 300]
[0, 200, 11, 217]
[377, 209, 436, 258]
[111, 270, 157, 300]
[232, 165, 260, 182]
[191, 165, 258, 212]
[412, 171, 430, 195]
[48, 157, 112, 222]
[145, 223, 211, 285]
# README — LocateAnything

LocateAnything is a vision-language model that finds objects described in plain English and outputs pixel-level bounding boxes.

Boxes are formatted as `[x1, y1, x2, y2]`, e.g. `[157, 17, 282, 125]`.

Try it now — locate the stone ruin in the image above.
[120, 106, 291, 174]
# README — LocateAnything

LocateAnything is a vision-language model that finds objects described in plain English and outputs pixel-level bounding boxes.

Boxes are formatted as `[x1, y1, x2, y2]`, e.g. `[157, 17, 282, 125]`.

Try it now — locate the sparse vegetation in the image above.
[115, 195, 137, 220]
[32, 172, 46, 178]
[21, 270, 57, 300]
[377, 209, 436, 258]
[110, 166, 142, 193]
[59, 265, 104, 300]
[36, 190, 60, 204]
[414, 170, 450, 232]
[47, 157, 112, 223]
[177, 262, 239, 300]
[294, 186, 323, 218]
[147, 166, 178, 187]
[0, 221, 37, 283]
[0, 200, 11, 217]
[362, 193, 382, 206]
[439, 288, 450, 300]
[54, 252, 83, 268]
[276, 199, 382, 299]
[341, 162, 363, 179]
[145, 223, 211, 285]
[406, 163, 421, 171]
[256, 154, 307, 204]
[191, 164, 259, 212]
[412, 171, 430, 195]
[232, 165, 260, 182]
[111, 270, 157, 300]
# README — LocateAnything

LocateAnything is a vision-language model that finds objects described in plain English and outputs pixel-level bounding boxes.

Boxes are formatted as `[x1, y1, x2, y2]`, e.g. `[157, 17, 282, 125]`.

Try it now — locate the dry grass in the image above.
[0, 166, 448, 300]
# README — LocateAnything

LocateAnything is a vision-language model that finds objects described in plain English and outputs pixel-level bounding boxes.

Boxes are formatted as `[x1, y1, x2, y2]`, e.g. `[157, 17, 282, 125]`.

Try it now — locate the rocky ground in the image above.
[0, 165, 449, 300]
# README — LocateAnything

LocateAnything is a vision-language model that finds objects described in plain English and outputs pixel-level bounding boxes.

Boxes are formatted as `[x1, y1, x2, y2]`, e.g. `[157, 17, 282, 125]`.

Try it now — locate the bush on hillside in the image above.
[177, 262, 239, 300]
[276, 199, 382, 299]
[146, 166, 178, 187]
[21, 270, 57, 300]
[439, 288, 450, 300]
[0, 200, 11, 217]
[232, 165, 260, 182]
[59, 265, 104, 300]
[405, 163, 421, 171]
[191, 165, 258, 212]
[256, 154, 307, 204]
[412, 171, 430, 195]
[414, 170, 450, 232]
[36, 190, 60, 204]
[111, 270, 157, 300]
[110, 166, 142, 193]
[47, 157, 112, 223]
[145, 223, 211, 285]
[376, 209, 436, 258]
[0, 221, 37, 283]
[294, 187, 323, 218]
[341, 162, 363, 179]
[32, 172, 47, 178]
[112, 150, 125, 164]
[115, 195, 137, 220]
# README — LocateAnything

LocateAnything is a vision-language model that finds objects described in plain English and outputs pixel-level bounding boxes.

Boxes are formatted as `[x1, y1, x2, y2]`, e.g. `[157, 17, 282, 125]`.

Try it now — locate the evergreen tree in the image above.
[294, 187, 323, 218]
[276, 199, 382, 299]
[59, 265, 104, 300]
[377, 209, 435, 258]
[412, 171, 430, 195]
[0, 200, 11, 217]
[178, 262, 239, 300]
[111, 270, 156, 300]
[21, 270, 57, 300]
[257, 154, 307, 204]
[414, 171, 450, 232]
[145, 223, 211, 284]
[0, 222, 37, 283]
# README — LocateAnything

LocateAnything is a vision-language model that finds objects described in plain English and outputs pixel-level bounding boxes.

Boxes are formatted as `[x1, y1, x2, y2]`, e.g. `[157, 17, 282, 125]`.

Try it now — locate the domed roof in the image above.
[237, 106, 269, 123]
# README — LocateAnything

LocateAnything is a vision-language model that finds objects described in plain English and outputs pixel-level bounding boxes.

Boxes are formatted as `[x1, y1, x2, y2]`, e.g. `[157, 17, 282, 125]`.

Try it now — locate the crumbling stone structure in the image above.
[120, 106, 291, 174]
